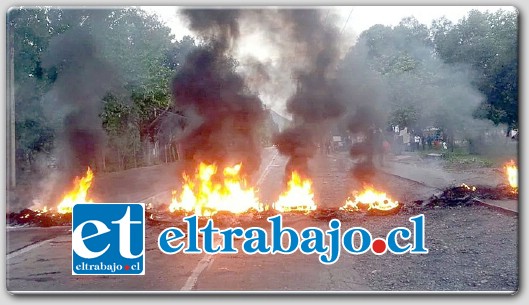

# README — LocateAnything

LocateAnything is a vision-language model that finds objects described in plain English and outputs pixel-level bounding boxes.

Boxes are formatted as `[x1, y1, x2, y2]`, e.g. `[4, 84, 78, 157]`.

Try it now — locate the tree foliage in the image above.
[8, 7, 198, 174]
[431, 9, 518, 129]
[346, 10, 518, 140]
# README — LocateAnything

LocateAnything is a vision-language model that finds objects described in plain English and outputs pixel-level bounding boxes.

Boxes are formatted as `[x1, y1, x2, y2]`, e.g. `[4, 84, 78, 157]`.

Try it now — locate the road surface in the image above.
[6, 148, 518, 293]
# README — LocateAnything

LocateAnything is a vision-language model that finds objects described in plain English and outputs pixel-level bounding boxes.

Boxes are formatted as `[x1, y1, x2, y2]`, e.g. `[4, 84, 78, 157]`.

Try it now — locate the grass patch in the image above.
[419, 147, 494, 169]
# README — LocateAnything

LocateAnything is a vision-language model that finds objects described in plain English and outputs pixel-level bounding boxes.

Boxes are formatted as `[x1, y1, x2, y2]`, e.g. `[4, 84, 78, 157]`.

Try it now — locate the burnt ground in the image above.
[6, 148, 518, 292]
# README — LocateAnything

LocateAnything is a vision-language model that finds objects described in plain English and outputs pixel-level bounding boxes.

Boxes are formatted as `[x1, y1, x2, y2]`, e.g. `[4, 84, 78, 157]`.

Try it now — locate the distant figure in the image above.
[396, 135, 404, 155]
[414, 135, 421, 151]
[383, 139, 391, 154]
[373, 128, 385, 166]
[381, 139, 391, 166]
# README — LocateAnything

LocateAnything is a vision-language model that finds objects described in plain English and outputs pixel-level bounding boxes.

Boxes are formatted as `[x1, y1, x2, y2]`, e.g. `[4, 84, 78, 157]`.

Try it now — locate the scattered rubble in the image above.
[7, 209, 72, 227]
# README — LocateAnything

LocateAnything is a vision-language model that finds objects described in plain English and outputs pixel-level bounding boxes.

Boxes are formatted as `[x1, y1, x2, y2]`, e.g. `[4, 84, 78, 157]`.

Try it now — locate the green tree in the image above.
[345, 15, 490, 152]
[9, 7, 197, 173]
[431, 9, 518, 131]
[355, 17, 432, 130]
[8, 8, 62, 171]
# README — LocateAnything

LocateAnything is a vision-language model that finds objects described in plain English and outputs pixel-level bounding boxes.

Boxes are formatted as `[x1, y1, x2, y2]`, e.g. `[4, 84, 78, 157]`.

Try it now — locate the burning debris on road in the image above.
[423, 160, 518, 209]
[421, 183, 517, 210]
[7, 208, 72, 227]
[7, 167, 94, 227]
[168, 162, 263, 217]
[504, 160, 518, 192]
[8, 156, 520, 230]
[273, 171, 317, 213]
[341, 186, 401, 215]
[8, 160, 519, 228]
[56, 167, 95, 214]
[470, 185, 518, 200]
[427, 184, 479, 207]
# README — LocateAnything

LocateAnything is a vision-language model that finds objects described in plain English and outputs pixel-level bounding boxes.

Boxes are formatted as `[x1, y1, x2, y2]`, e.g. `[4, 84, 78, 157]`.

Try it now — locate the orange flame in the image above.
[273, 172, 317, 213]
[56, 167, 94, 214]
[505, 160, 518, 190]
[461, 183, 476, 192]
[35, 206, 51, 216]
[341, 186, 399, 212]
[169, 162, 263, 216]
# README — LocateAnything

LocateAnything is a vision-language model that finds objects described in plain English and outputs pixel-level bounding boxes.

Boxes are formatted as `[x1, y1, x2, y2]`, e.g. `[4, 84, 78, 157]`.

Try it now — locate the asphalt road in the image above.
[7, 147, 368, 292]
[6, 147, 518, 293]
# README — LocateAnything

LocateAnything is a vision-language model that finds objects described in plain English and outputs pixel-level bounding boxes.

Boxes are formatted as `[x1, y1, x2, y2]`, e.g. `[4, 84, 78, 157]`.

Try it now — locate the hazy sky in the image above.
[142, 6, 515, 41]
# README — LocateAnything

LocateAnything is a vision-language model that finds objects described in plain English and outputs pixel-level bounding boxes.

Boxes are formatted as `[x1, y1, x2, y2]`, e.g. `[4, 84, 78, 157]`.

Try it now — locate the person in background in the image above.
[374, 128, 385, 166]
[414, 135, 421, 151]
[427, 135, 433, 149]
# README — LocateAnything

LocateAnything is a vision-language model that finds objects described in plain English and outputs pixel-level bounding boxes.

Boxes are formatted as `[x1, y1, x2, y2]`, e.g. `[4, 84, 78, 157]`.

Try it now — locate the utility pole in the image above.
[7, 21, 16, 188]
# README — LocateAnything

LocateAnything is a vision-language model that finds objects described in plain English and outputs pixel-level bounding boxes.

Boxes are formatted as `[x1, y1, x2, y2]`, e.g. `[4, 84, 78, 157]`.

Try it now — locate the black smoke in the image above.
[173, 9, 385, 183]
[271, 10, 347, 178]
[171, 9, 265, 176]
[338, 42, 390, 184]
[347, 107, 386, 184]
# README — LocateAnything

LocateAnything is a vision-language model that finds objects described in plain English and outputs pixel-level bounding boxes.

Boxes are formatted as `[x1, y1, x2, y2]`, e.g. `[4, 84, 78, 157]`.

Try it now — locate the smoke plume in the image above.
[339, 22, 495, 183]
[171, 9, 265, 176]
[267, 10, 348, 177]
[338, 42, 390, 183]
[40, 26, 119, 201]
[174, 9, 350, 179]
[172, 9, 495, 187]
